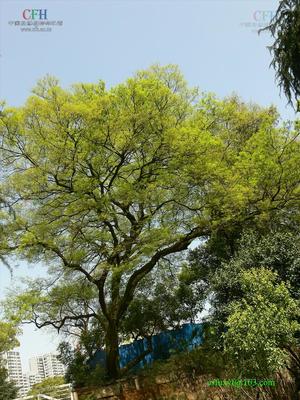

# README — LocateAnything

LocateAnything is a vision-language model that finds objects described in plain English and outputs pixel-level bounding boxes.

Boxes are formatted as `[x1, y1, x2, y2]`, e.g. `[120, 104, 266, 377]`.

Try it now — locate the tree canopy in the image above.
[0, 366, 18, 400]
[1, 65, 300, 379]
[0, 321, 19, 353]
[223, 267, 299, 375]
[29, 376, 65, 397]
[0, 320, 19, 399]
[261, 0, 300, 109]
[187, 227, 300, 397]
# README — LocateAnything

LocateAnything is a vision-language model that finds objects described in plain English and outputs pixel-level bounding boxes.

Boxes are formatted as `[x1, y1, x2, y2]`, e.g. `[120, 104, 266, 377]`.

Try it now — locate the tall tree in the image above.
[1, 65, 300, 378]
[222, 267, 300, 399]
[0, 366, 18, 400]
[223, 268, 299, 374]
[190, 229, 300, 397]
[261, 0, 300, 110]
[0, 322, 19, 399]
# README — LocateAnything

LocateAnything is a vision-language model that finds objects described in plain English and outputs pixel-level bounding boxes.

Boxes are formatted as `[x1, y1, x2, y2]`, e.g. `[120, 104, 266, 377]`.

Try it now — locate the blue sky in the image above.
[0, 0, 295, 373]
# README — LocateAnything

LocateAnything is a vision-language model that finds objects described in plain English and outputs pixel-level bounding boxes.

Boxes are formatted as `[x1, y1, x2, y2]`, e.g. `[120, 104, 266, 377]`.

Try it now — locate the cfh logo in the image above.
[253, 10, 275, 22]
[22, 9, 48, 20]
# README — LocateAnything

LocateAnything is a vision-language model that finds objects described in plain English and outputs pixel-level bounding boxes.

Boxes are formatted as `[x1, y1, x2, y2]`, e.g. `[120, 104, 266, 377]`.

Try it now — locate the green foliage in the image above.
[230, 230, 300, 299]
[0, 366, 18, 400]
[0, 321, 19, 399]
[57, 342, 106, 387]
[121, 260, 203, 340]
[29, 376, 65, 396]
[0, 321, 19, 352]
[80, 395, 97, 400]
[2, 278, 104, 351]
[144, 346, 226, 380]
[261, 0, 300, 108]
[223, 268, 300, 375]
[211, 229, 300, 324]
[188, 228, 300, 392]
[1, 65, 300, 377]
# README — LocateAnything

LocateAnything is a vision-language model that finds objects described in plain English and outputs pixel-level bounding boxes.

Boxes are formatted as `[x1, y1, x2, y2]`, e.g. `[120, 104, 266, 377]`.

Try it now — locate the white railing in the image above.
[14, 383, 78, 400]
[15, 396, 58, 400]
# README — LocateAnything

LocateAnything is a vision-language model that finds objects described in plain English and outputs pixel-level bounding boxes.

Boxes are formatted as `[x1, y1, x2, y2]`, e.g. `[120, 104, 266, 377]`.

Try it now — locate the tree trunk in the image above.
[105, 321, 120, 379]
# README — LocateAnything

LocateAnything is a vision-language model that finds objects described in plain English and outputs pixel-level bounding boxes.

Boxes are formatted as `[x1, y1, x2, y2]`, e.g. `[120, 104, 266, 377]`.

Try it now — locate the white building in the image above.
[43, 353, 66, 377]
[29, 353, 66, 379]
[21, 372, 43, 395]
[0, 351, 24, 396]
[29, 355, 45, 377]
[0, 351, 65, 397]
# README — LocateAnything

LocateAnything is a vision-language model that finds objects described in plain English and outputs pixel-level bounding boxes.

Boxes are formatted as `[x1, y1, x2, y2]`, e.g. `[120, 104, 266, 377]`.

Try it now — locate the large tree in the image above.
[222, 267, 300, 400]
[261, 0, 300, 109]
[0, 322, 19, 399]
[0, 366, 18, 400]
[1, 65, 300, 379]
[188, 229, 300, 397]
[223, 268, 299, 375]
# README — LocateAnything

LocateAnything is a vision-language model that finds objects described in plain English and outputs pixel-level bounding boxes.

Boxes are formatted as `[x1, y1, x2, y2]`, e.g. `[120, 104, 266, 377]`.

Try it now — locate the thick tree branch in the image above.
[28, 312, 97, 333]
[117, 225, 209, 319]
[95, 269, 110, 321]
[29, 239, 98, 285]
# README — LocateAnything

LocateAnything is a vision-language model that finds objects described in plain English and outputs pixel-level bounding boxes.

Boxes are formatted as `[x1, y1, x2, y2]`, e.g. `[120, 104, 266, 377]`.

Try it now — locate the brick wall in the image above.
[75, 373, 285, 400]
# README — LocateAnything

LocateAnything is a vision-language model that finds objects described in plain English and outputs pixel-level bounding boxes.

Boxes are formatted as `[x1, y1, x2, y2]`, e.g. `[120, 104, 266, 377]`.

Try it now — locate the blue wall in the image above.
[89, 323, 203, 371]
